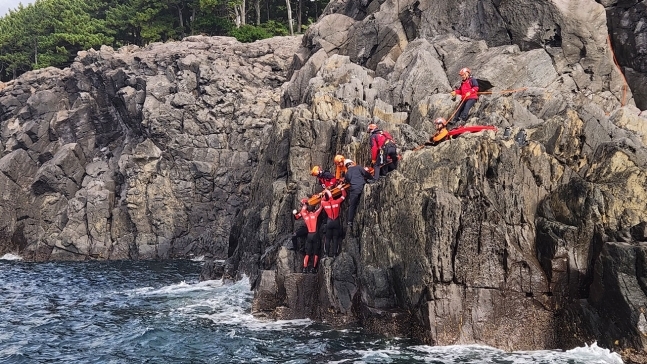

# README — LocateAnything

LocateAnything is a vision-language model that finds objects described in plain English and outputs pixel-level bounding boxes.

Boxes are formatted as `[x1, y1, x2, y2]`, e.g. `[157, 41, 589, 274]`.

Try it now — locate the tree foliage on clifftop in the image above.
[0, 0, 325, 81]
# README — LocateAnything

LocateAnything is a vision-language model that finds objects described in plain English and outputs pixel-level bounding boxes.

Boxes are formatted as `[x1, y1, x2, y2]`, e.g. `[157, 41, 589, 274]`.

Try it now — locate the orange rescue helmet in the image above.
[459, 67, 471, 77]
[367, 123, 378, 133]
[310, 166, 321, 176]
[334, 154, 345, 165]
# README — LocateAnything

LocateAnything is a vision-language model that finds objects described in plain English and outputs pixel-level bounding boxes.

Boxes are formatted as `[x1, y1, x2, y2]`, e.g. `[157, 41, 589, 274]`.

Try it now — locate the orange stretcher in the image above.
[307, 183, 351, 206]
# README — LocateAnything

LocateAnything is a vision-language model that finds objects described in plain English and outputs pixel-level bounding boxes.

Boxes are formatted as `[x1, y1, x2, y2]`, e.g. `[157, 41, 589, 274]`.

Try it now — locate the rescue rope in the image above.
[446, 98, 466, 124]
[607, 35, 628, 107]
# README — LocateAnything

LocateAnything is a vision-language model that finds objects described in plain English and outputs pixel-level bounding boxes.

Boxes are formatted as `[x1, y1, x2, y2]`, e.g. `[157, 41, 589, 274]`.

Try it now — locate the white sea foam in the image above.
[149, 276, 316, 331]
[0, 253, 23, 261]
[565, 342, 624, 363]
[125, 275, 310, 331]
[409, 342, 624, 363]
[127, 279, 225, 296]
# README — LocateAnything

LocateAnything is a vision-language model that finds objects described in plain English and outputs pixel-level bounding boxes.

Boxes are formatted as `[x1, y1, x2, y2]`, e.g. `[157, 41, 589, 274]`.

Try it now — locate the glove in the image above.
[292, 209, 297, 215]
[371, 159, 376, 165]
[465, 92, 471, 97]
[450, 91, 456, 97]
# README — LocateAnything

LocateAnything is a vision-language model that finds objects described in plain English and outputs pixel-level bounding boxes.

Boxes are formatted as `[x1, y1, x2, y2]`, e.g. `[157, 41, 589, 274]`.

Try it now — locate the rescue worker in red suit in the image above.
[301, 203, 323, 273]
[310, 166, 337, 189]
[450, 67, 479, 126]
[343, 159, 374, 228]
[310, 165, 335, 246]
[368, 124, 398, 179]
[290, 198, 309, 252]
[321, 188, 346, 257]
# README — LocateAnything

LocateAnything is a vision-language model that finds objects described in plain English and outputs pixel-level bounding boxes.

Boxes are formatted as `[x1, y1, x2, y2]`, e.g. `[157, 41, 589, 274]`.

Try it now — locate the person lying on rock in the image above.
[450, 67, 479, 127]
[368, 123, 398, 179]
[311, 165, 337, 190]
[301, 202, 323, 273]
[290, 198, 309, 253]
[425, 117, 450, 146]
[343, 159, 374, 229]
[321, 188, 346, 257]
[334, 154, 348, 182]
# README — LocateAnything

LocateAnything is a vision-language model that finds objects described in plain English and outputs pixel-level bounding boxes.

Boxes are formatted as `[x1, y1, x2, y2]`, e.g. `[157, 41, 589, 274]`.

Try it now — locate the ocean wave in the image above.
[0, 253, 23, 261]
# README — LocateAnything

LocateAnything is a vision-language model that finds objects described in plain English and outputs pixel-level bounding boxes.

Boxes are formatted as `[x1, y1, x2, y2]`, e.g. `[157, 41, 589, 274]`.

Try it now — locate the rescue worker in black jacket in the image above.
[343, 159, 374, 228]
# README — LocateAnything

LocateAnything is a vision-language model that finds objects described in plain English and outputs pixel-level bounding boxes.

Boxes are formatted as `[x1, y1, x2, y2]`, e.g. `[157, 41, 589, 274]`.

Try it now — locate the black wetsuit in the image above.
[344, 165, 373, 225]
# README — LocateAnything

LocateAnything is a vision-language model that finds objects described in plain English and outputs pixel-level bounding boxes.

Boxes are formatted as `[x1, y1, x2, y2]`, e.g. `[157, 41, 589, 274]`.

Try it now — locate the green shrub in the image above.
[228, 25, 273, 43]
[260, 20, 288, 36]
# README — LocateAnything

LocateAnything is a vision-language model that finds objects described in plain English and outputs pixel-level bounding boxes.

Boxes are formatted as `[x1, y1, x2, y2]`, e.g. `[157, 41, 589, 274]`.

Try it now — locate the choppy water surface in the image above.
[0, 255, 623, 363]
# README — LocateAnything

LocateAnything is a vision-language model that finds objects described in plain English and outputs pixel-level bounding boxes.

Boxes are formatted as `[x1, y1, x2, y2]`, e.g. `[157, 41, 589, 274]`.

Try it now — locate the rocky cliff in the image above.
[223, 0, 647, 361]
[0, 36, 300, 260]
[2, 0, 647, 361]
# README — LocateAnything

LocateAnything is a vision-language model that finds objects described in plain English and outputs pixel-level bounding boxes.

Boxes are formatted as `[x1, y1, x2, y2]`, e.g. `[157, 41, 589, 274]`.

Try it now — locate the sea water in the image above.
[0, 254, 624, 363]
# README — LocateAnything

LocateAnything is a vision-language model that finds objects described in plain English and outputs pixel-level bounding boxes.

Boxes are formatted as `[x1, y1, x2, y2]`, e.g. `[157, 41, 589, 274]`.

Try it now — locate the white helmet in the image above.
[344, 159, 354, 167]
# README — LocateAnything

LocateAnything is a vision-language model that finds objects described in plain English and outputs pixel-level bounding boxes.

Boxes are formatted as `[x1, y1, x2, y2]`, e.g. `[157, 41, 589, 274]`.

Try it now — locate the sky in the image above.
[1, 0, 33, 17]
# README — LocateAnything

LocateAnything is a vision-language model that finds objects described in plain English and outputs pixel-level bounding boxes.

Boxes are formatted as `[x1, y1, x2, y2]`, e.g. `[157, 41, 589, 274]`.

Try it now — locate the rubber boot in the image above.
[312, 255, 319, 274]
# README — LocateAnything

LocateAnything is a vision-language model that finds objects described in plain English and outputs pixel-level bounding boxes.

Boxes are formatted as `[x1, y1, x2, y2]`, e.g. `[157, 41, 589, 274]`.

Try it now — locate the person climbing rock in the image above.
[334, 154, 347, 181]
[310, 165, 337, 189]
[450, 67, 479, 126]
[301, 202, 323, 273]
[426, 117, 450, 146]
[343, 159, 374, 228]
[367, 123, 398, 179]
[290, 198, 309, 252]
[321, 188, 346, 257]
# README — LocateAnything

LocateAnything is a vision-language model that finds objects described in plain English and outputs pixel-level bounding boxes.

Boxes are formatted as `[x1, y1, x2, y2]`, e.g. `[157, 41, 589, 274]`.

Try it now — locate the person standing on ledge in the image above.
[450, 67, 479, 127]
[343, 159, 374, 228]
[367, 123, 398, 179]
[290, 198, 309, 252]
[301, 203, 323, 273]
[321, 188, 346, 257]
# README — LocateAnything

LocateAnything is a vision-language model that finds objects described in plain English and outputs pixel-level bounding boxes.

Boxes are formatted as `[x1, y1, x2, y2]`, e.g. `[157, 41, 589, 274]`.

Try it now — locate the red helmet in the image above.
[310, 166, 321, 176]
[367, 123, 378, 133]
[459, 67, 471, 77]
[334, 154, 345, 165]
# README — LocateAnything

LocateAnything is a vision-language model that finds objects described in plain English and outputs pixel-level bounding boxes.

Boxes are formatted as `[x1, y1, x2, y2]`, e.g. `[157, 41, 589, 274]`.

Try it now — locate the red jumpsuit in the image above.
[321, 189, 346, 257]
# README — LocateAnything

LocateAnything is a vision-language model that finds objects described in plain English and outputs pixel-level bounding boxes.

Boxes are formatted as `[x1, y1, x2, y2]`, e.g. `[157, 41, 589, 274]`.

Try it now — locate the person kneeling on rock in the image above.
[425, 117, 450, 146]
[301, 202, 323, 273]
[321, 188, 346, 257]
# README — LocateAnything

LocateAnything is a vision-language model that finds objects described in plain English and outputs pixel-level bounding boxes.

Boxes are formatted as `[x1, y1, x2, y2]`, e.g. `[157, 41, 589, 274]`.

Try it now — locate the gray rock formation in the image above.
[602, 0, 647, 110]
[0, 36, 300, 261]
[226, 0, 647, 361]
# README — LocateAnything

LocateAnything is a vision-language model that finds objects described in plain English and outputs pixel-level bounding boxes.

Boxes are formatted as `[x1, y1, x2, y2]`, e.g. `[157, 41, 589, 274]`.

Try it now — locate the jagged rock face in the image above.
[0, 36, 300, 261]
[602, 0, 647, 109]
[233, 0, 647, 358]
